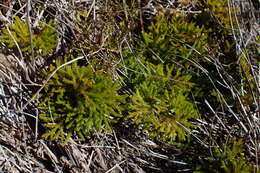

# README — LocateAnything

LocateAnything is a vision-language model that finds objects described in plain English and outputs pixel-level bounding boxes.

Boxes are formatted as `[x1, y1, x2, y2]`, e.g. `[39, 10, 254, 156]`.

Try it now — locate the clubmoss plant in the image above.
[126, 61, 198, 141]
[194, 138, 258, 173]
[39, 60, 126, 142]
[0, 16, 57, 58]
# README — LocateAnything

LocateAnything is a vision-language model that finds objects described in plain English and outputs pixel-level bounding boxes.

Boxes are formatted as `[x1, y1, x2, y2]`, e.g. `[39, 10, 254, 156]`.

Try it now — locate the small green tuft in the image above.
[39, 61, 126, 143]
[0, 16, 57, 58]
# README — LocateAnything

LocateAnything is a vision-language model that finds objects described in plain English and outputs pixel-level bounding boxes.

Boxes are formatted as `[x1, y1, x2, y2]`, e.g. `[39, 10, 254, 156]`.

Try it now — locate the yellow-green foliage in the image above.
[194, 139, 258, 173]
[141, 13, 209, 66]
[39, 61, 126, 142]
[0, 16, 57, 58]
[239, 54, 255, 104]
[206, 0, 231, 27]
[122, 12, 209, 141]
[127, 61, 198, 141]
[194, 0, 235, 30]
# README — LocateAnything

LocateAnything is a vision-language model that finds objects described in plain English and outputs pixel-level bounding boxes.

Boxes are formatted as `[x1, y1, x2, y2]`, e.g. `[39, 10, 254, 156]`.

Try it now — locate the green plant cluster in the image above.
[0, 16, 57, 58]
[121, 13, 211, 141]
[141, 13, 209, 66]
[128, 12, 218, 102]
[194, 139, 258, 173]
[39, 61, 126, 142]
[128, 63, 198, 141]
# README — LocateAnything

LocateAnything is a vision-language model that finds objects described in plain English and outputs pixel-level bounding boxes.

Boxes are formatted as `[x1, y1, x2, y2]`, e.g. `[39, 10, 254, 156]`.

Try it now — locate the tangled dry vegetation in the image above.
[0, 0, 259, 172]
